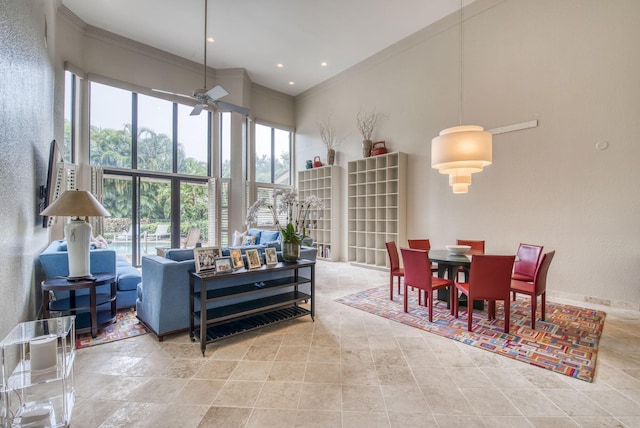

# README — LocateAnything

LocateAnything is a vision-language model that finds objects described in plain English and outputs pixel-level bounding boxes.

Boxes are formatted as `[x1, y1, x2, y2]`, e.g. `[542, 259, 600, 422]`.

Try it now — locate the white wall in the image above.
[295, 0, 640, 309]
[0, 0, 58, 336]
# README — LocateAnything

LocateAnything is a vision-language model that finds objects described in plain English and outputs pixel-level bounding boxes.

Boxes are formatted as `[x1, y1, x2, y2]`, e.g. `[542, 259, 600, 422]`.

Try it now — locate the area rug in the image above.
[76, 308, 149, 349]
[336, 285, 606, 382]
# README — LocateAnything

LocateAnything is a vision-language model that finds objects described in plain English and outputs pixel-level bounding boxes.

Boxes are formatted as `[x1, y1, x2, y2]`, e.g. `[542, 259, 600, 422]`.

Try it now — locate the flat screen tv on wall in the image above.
[41, 139, 60, 228]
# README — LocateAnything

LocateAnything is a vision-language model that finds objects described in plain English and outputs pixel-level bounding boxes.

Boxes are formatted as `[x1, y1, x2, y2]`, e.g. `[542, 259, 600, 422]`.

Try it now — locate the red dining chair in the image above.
[400, 248, 454, 322]
[408, 239, 438, 274]
[385, 241, 404, 301]
[456, 239, 485, 282]
[453, 254, 516, 333]
[511, 243, 544, 283]
[511, 250, 555, 329]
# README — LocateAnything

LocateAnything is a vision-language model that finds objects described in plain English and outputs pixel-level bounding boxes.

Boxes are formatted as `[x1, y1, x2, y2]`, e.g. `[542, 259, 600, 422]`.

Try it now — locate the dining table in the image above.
[428, 249, 485, 310]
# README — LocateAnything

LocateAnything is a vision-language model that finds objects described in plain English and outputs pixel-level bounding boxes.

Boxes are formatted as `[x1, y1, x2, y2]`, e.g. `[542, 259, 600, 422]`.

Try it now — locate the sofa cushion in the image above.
[258, 229, 280, 245]
[165, 248, 195, 261]
[242, 235, 257, 246]
[117, 265, 142, 291]
[231, 230, 246, 246]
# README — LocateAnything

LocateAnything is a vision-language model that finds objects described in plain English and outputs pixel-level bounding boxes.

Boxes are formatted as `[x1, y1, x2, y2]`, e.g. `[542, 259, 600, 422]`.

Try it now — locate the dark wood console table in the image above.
[189, 259, 315, 356]
[41, 273, 117, 338]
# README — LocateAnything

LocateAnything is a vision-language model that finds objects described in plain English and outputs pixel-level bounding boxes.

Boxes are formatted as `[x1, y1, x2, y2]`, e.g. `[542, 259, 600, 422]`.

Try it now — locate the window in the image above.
[255, 123, 291, 185]
[220, 112, 231, 178]
[88, 80, 214, 264]
[89, 82, 133, 168]
[63, 71, 76, 163]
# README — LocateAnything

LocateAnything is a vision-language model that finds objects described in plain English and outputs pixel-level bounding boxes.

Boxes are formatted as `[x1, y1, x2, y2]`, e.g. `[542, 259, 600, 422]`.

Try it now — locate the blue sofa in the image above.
[38, 240, 141, 310]
[137, 246, 317, 341]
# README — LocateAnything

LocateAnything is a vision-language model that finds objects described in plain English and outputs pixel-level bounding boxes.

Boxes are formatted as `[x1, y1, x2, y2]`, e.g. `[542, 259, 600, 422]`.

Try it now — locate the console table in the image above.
[41, 273, 117, 338]
[189, 260, 315, 356]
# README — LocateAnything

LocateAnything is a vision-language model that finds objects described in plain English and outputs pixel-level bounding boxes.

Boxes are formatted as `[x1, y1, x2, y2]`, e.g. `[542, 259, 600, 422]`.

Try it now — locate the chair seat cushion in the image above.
[510, 279, 535, 294]
[511, 272, 534, 282]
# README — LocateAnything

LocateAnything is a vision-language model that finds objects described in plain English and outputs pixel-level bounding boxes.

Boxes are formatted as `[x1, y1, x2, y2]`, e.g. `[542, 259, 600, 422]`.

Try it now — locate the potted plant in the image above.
[318, 115, 344, 166]
[356, 107, 386, 157]
[246, 189, 324, 262]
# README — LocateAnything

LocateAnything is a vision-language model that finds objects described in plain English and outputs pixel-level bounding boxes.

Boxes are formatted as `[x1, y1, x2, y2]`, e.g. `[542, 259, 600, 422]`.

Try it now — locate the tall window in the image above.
[255, 123, 291, 184]
[220, 112, 231, 178]
[88, 80, 212, 265]
[63, 71, 76, 163]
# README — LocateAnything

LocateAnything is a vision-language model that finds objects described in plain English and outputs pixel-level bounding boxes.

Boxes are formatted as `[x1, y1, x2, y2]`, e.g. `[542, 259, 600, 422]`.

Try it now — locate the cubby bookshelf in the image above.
[298, 165, 340, 261]
[347, 152, 407, 270]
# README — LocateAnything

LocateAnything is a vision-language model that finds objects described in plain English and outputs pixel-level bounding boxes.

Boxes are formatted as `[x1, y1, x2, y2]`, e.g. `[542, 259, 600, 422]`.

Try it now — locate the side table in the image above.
[41, 273, 117, 338]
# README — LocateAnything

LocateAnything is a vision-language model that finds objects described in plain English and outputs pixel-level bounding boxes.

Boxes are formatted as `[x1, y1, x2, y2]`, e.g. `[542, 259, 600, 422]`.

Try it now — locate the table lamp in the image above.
[40, 190, 110, 279]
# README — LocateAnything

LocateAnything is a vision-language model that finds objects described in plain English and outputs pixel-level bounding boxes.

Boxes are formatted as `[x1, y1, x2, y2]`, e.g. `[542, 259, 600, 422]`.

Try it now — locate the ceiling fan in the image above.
[153, 0, 249, 116]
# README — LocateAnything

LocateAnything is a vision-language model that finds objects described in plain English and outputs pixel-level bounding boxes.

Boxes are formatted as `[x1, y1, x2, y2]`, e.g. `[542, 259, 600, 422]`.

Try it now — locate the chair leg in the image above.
[404, 282, 409, 313]
[467, 295, 473, 332]
[504, 299, 510, 334]
[390, 275, 393, 301]
[541, 292, 546, 321]
[531, 295, 537, 330]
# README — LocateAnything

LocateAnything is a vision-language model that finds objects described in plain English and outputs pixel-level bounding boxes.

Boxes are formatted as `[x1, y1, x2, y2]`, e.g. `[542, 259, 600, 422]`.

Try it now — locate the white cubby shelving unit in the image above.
[347, 152, 407, 270]
[298, 165, 340, 261]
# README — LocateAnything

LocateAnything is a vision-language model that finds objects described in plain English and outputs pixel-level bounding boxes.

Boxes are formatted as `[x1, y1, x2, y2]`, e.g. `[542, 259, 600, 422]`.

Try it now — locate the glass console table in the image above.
[0, 316, 75, 428]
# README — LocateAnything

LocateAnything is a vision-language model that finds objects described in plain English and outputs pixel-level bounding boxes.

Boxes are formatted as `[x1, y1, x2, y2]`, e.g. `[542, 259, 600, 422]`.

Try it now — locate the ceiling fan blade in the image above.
[205, 85, 229, 101]
[214, 101, 249, 116]
[190, 104, 206, 116]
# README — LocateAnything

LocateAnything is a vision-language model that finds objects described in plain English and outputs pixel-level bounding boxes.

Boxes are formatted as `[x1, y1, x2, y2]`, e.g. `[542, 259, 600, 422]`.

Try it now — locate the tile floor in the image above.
[71, 261, 640, 427]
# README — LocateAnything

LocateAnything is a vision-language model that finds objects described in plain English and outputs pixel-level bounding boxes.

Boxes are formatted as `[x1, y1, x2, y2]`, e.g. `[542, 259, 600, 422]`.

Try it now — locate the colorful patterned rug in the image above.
[335, 286, 606, 382]
[76, 308, 149, 349]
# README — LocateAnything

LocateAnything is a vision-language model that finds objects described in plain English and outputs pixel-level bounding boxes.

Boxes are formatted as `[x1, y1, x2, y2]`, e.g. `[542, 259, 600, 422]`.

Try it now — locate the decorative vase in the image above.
[282, 242, 301, 262]
[327, 149, 335, 165]
[362, 139, 372, 157]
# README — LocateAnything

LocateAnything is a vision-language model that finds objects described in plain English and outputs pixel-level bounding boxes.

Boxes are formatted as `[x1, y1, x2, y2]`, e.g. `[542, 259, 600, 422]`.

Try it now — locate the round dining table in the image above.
[428, 249, 484, 310]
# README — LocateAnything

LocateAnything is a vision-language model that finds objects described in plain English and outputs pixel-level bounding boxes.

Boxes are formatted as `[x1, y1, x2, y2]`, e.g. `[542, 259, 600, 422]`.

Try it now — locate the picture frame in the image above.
[264, 247, 278, 266]
[214, 257, 233, 274]
[245, 249, 262, 270]
[229, 249, 244, 270]
[193, 246, 221, 273]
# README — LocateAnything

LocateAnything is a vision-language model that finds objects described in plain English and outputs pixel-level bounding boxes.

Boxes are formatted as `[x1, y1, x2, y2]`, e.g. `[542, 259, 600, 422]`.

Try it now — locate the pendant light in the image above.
[431, 1, 492, 194]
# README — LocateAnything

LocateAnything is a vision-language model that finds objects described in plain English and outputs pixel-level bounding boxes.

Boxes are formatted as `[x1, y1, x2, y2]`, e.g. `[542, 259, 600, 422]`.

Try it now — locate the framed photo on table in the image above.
[229, 249, 244, 270]
[214, 257, 233, 274]
[193, 246, 221, 273]
[265, 247, 278, 266]
[245, 249, 261, 269]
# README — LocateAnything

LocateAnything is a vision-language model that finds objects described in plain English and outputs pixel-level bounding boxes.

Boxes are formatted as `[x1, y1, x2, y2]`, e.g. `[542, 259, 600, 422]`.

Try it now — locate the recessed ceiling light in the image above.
[277, 63, 284, 68]
[207, 37, 215, 43]
[321, 62, 328, 67]
[289, 81, 295, 85]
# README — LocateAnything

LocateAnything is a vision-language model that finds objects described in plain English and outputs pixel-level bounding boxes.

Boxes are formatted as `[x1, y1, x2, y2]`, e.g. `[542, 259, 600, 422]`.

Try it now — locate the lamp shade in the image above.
[431, 125, 492, 174]
[40, 190, 110, 217]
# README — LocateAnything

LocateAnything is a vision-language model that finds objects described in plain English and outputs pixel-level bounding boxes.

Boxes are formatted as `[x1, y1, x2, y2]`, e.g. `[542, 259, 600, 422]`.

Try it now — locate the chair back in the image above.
[408, 239, 431, 250]
[385, 241, 401, 272]
[533, 251, 555, 295]
[457, 239, 485, 254]
[400, 247, 433, 290]
[155, 224, 169, 235]
[513, 243, 543, 279]
[182, 228, 201, 248]
[468, 255, 515, 300]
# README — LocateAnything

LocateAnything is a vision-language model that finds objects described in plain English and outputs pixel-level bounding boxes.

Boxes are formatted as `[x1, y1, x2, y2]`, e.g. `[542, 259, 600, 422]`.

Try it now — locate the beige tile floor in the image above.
[71, 261, 640, 427]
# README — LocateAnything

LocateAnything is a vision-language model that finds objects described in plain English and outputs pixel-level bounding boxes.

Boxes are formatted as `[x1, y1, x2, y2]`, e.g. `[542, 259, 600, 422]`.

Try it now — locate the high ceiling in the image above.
[60, 0, 467, 96]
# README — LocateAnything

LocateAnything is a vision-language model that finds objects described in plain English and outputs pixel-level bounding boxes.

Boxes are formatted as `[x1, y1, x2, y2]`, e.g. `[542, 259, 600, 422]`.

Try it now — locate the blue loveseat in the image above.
[137, 245, 317, 341]
[38, 240, 141, 310]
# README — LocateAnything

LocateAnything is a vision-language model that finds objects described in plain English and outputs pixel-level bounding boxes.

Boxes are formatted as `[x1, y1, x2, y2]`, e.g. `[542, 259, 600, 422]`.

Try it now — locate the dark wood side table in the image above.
[41, 273, 117, 338]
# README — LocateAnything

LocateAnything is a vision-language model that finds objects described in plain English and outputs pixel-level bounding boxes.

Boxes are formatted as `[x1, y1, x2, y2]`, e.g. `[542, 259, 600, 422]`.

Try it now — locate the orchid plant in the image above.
[246, 189, 324, 244]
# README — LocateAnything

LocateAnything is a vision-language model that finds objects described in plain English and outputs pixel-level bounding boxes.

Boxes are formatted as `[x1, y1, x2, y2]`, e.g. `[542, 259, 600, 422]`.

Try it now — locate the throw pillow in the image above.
[232, 230, 247, 246]
[92, 234, 109, 249]
[242, 235, 257, 246]
[258, 229, 281, 245]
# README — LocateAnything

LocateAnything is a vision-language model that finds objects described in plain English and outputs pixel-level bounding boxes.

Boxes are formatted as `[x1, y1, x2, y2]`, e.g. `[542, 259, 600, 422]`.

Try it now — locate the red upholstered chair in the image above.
[385, 241, 404, 301]
[512, 243, 543, 283]
[400, 248, 453, 321]
[453, 254, 516, 333]
[408, 239, 438, 274]
[511, 250, 555, 329]
[456, 239, 486, 281]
